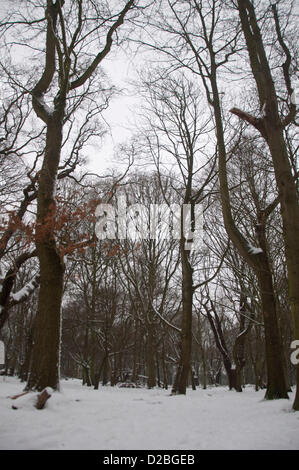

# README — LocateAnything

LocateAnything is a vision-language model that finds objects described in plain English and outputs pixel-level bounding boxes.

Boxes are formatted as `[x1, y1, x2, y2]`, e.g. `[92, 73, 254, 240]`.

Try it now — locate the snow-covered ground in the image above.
[0, 376, 298, 450]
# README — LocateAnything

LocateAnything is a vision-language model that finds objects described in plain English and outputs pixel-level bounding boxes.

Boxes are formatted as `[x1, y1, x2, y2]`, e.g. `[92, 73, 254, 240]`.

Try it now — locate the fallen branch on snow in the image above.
[9, 388, 52, 410]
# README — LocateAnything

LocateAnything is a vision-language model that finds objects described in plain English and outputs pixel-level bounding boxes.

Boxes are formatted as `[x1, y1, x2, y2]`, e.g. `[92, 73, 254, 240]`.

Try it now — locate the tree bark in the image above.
[26, 117, 65, 391]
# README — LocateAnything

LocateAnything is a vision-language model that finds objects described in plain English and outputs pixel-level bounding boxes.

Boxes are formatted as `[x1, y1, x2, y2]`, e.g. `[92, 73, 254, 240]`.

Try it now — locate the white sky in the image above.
[86, 52, 140, 175]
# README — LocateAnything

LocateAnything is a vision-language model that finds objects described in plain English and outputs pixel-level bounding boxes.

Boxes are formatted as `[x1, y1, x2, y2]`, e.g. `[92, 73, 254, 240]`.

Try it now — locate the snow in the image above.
[259, 102, 267, 118]
[11, 286, 30, 302]
[0, 376, 298, 450]
[11, 278, 38, 302]
[35, 96, 54, 116]
[248, 243, 263, 255]
[10, 391, 38, 410]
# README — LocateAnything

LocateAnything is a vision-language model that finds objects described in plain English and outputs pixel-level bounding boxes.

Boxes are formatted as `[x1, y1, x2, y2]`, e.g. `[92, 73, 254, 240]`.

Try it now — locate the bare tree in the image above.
[1, 0, 139, 391]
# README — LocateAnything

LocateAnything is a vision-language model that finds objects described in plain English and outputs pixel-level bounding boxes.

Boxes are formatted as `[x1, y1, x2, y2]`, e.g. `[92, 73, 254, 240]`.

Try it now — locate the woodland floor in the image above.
[0, 376, 299, 450]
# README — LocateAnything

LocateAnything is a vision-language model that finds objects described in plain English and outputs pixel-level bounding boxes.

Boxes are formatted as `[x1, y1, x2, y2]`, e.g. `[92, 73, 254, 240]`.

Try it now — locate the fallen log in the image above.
[35, 388, 52, 409]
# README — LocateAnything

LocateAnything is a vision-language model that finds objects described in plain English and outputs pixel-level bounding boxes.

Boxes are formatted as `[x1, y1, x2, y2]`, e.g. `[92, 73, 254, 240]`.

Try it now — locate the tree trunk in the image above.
[146, 324, 156, 388]
[131, 319, 139, 383]
[190, 367, 196, 391]
[156, 355, 161, 388]
[26, 119, 65, 392]
[197, 315, 207, 389]
[265, 129, 299, 405]
[173, 241, 193, 394]
[161, 337, 168, 389]
[257, 268, 288, 399]
[102, 355, 109, 386]
[19, 328, 33, 382]
[82, 366, 92, 387]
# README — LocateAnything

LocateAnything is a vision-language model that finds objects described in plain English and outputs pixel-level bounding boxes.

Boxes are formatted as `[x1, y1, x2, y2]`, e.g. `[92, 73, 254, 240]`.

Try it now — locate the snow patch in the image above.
[248, 243, 263, 255]
[11, 278, 38, 302]
[0, 377, 298, 450]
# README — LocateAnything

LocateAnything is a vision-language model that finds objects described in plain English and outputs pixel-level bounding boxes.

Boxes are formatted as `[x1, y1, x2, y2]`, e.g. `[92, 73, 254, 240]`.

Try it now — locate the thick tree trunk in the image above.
[26, 119, 65, 392]
[257, 268, 288, 399]
[255, 217, 288, 398]
[26, 253, 64, 391]
[265, 130, 299, 405]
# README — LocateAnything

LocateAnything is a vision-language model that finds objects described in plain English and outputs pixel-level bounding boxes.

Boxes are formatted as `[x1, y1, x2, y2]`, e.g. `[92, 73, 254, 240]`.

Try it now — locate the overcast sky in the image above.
[87, 51, 140, 176]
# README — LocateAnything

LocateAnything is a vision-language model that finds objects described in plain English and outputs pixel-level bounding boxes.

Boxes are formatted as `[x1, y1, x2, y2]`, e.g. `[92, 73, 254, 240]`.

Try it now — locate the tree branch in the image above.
[70, 0, 135, 90]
